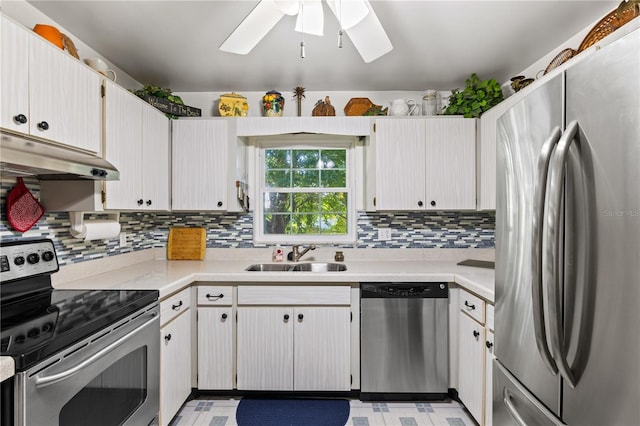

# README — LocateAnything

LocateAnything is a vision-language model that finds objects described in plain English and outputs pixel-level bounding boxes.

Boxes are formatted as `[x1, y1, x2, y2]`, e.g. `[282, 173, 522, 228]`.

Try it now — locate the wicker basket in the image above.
[578, 1, 640, 52]
[544, 48, 577, 75]
[344, 98, 374, 116]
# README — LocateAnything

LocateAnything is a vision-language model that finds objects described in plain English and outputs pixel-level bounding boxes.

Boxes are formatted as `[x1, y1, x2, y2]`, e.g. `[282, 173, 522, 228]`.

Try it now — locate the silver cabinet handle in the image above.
[35, 315, 158, 388]
[544, 120, 579, 388]
[532, 126, 562, 376]
[503, 388, 528, 426]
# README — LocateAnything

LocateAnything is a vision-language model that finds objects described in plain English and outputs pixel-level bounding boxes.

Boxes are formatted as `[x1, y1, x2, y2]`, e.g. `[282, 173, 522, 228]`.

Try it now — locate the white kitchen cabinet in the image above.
[236, 306, 294, 390]
[458, 309, 485, 424]
[160, 289, 192, 426]
[1, 15, 29, 134]
[236, 285, 351, 391]
[485, 329, 495, 426]
[370, 117, 476, 210]
[171, 119, 229, 211]
[0, 15, 101, 154]
[197, 286, 234, 390]
[104, 80, 170, 210]
[457, 287, 495, 426]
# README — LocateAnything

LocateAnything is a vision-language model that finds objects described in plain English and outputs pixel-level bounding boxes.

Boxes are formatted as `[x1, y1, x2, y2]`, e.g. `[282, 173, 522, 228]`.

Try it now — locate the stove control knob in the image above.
[15, 335, 26, 344]
[14, 256, 25, 266]
[42, 251, 55, 262]
[27, 253, 40, 264]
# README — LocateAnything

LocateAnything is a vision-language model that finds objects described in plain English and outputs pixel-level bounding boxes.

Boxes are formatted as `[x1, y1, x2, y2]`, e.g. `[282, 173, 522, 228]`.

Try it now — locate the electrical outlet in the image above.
[119, 232, 128, 247]
[378, 228, 392, 241]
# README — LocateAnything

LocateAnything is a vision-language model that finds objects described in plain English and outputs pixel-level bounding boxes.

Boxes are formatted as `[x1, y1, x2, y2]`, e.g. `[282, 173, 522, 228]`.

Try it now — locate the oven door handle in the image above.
[35, 314, 158, 388]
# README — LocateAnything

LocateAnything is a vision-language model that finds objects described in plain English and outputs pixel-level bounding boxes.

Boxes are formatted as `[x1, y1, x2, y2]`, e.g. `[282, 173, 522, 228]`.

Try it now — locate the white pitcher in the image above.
[389, 99, 417, 116]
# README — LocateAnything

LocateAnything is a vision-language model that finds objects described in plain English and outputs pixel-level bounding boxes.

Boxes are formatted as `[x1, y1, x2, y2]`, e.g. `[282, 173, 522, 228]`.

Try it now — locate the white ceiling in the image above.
[26, 1, 618, 92]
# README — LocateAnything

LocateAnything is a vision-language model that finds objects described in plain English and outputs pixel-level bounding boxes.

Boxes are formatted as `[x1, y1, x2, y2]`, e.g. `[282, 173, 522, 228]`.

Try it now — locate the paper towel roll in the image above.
[81, 220, 121, 241]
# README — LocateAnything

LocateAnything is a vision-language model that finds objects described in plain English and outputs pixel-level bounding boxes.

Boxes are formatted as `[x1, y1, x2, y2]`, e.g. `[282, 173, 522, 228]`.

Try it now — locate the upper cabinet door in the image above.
[29, 31, 101, 154]
[172, 119, 229, 211]
[104, 80, 143, 210]
[374, 118, 426, 210]
[1, 15, 30, 133]
[142, 103, 170, 211]
[424, 117, 476, 210]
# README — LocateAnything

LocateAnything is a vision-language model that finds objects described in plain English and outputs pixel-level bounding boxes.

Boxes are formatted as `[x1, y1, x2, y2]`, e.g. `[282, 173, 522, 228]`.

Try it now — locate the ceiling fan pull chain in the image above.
[338, 0, 343, 48]
[300, 1, 306, 58]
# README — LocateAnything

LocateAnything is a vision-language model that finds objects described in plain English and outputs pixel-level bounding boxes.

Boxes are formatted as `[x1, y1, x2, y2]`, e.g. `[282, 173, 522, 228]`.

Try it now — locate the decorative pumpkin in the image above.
[312, 96, 336, 116]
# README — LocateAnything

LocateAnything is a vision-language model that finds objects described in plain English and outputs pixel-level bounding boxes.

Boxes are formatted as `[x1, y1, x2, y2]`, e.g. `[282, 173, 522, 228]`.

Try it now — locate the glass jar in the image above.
[422, 90, 441, 116]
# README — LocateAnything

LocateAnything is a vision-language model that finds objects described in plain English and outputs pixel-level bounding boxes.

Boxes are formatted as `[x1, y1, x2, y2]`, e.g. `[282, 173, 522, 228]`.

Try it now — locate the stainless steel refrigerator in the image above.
[493, 26, 640, 425]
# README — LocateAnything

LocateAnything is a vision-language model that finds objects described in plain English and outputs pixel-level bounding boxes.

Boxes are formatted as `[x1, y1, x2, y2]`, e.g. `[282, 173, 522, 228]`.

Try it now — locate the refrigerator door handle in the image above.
[544, 119, 579, 388]
[532, 126, 562, 376]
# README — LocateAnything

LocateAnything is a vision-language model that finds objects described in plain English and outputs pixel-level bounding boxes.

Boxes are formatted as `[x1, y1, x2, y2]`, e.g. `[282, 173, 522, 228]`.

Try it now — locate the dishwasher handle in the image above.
[360, 282, 448, 298]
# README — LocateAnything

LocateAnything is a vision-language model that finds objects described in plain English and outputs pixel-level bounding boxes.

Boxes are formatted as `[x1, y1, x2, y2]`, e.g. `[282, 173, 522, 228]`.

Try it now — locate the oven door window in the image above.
[59, 347, 147, 426]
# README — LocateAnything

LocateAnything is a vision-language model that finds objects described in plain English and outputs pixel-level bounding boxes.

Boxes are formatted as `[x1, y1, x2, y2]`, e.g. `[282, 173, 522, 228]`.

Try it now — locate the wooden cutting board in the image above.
[167, 227, 206, 260]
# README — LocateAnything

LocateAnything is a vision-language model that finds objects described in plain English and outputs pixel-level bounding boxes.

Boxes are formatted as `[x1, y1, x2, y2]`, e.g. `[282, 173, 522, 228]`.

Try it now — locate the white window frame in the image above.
[253, 134, 357, 244]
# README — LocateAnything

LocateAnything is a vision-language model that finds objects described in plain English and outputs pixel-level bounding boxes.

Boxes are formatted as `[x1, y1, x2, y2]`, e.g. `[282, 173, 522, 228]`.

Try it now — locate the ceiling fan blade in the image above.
[344, 0, 392, 63]
[219, 0, 286, 54]
[326, 0, 369, 30]
[294, 0, 324, 36]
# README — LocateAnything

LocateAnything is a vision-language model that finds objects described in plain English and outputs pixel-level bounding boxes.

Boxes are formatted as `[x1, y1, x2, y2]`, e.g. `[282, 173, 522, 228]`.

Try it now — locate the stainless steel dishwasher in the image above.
[360, 282, 449, 400]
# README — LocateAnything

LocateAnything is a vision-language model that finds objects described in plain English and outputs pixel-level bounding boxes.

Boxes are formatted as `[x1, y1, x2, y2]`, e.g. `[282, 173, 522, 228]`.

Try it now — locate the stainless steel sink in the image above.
[290, 262, 347, 272]
[244, 263, 293, 272]
[244, 262, 347, 272]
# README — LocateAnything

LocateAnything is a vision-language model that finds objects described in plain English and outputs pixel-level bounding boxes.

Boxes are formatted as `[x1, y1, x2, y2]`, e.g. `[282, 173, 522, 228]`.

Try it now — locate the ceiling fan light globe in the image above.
[294, 0, 324, 36]
[274, 0, 301, 15]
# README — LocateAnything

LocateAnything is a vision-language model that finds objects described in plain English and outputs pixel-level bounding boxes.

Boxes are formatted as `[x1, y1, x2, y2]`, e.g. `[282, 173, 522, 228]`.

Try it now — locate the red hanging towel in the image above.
[6, 178, 45, 232]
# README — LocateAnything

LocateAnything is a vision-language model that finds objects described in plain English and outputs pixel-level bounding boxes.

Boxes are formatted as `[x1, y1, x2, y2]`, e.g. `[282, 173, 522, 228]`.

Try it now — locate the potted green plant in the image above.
[443, 73, 504, 118]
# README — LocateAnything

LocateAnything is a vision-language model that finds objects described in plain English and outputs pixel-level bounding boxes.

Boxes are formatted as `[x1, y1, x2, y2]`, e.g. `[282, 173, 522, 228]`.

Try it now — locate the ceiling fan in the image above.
[219, 0, 393, 63]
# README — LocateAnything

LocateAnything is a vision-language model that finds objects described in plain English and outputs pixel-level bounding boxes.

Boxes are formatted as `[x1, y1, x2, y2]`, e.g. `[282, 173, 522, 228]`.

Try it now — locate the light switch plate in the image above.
[378, 228, 392, 241]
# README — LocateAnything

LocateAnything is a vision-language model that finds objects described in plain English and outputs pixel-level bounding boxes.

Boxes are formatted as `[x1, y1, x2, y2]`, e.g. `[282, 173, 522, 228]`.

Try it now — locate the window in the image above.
[254, 135, 356, 243]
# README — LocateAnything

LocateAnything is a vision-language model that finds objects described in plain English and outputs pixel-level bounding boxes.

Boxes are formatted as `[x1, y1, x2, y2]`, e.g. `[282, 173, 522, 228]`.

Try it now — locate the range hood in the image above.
[0, 131, 119, 181]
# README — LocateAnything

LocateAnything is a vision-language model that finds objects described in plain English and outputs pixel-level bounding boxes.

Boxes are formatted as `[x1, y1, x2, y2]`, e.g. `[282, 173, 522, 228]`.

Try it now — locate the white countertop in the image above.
[53, 257, 494, 302]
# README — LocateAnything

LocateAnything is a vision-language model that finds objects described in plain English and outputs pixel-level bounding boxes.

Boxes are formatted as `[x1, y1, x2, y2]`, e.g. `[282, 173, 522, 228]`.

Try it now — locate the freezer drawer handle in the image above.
[545, 120, 579, 388]
[503, 388, 527, 426]
[464, 300, 476, 310]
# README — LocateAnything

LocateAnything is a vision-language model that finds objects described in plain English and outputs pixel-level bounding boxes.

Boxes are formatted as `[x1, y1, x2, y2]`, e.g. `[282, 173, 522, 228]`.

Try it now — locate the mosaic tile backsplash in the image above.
[1, 178, 494, 266]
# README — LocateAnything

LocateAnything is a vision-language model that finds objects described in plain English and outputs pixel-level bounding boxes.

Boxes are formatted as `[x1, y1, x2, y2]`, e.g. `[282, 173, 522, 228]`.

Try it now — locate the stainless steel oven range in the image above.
[0, 238, 160, 426]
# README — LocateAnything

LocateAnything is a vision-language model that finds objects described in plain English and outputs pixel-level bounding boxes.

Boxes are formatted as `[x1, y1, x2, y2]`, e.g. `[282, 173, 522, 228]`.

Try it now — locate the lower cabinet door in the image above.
[458, 311, 484, 424]
[160, 310, 192, 426]
[236, 307, 293, 390]
[293, 307, 350, 391]
[198, 307, 234, 389]
[485, 330, 495, 426]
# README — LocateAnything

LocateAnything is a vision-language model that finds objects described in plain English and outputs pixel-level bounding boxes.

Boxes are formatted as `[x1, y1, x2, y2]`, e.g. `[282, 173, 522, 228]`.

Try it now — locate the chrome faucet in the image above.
[291, 244, 316, 262]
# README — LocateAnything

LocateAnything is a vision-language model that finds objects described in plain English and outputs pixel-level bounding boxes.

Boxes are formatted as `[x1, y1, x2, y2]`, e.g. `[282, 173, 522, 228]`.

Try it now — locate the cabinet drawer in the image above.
[197, 286, 233, 306]
[486, 303, 494, 331]
[459, 288, 485, 324]
[237, 286, 350, 305]
[160, 287, 191, 327]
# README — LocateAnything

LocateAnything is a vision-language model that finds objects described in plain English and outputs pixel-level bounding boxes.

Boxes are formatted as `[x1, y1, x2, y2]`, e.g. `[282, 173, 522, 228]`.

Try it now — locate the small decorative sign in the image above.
[142, 95, 201, 117]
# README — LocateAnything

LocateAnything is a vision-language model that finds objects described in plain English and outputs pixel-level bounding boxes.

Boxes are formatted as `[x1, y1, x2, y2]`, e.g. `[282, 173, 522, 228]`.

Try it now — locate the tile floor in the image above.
[169, 397, 477, 426]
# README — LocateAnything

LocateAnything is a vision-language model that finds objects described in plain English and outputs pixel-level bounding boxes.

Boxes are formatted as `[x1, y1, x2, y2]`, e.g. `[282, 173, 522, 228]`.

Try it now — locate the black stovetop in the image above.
[1, 287, 158, 371]
[0, 238, 158, 371]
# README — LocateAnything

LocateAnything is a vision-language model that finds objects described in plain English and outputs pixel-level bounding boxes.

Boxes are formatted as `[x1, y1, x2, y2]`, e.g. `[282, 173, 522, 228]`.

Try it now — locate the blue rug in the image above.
[236, 398, 350, 426]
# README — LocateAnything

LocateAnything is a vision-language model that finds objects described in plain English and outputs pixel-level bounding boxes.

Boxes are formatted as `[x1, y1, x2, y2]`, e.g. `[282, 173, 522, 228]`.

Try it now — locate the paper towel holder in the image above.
[69, 211, 120, 239]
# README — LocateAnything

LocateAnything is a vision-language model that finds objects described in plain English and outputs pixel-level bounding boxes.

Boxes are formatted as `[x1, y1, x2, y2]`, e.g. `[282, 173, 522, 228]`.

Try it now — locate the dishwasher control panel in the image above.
[360, 282, 448, 298]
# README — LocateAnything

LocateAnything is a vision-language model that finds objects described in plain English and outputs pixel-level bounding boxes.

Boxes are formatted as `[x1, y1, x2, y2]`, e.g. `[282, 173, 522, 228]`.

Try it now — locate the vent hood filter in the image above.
[0, 131, 119, 181]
